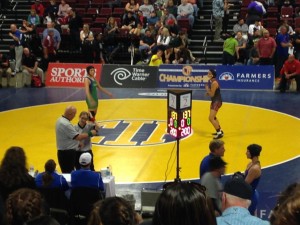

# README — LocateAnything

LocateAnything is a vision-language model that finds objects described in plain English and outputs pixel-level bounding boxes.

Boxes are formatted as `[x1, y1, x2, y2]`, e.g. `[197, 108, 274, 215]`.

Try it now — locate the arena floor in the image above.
[0, 87, 299, 215]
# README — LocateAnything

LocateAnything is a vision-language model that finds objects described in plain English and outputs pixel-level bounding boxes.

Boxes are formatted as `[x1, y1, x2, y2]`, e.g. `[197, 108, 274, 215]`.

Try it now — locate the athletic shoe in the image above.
[212, 130, 224, 135]
[213, 133, 223, 139]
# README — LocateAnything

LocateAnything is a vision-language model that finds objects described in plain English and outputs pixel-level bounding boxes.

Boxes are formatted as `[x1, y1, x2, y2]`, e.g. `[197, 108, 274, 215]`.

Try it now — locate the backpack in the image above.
[31, 74, 42, 87]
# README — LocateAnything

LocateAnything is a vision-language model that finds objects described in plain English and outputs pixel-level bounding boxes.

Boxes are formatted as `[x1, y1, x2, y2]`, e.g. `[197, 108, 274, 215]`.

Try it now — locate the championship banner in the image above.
[46, 63, 102, 87]
[158, 65, 214, 89]
[216, 65, 275, 90]
[100, 65, 158, 88]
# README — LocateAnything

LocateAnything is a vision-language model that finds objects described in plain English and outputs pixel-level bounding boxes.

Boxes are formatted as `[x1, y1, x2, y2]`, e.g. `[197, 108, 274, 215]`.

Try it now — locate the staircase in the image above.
[189, 0, 240, 64]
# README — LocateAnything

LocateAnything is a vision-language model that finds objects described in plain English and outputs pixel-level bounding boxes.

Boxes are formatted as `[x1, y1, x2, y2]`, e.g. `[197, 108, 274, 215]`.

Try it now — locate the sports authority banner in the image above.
[100, 65, 158, 88]
[158, 65, 214, 89]
[216, 65, 275, 90]
[46, 63, 102, 87]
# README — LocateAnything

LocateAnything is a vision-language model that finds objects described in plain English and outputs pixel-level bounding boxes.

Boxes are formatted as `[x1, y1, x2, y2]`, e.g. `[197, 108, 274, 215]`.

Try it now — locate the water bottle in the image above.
[29, 165, 35, 177]
[106, 166, 111, 178]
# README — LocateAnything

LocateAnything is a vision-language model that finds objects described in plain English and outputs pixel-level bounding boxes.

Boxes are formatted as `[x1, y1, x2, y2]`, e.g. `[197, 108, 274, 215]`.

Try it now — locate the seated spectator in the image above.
[35, 159, 69, 190]
[247, 38, 260, 65]
[293, 28, 300, 60]
[161, 8, 177, 26]
[80, 24, 95, 63]
[94, 32, 107, 64]
[0, 147, 35, 202]
[149, 48, 164, 66]
[88, 197, 142, 225]
[44, 0, 58, 18]
[200, 156, 227, 216]
[31, 0, 45, 20]
[139, 29, 156, 61]
[71, 153, 104, 190]
[222, 32, 238, 65]
[153, 27, 171, 53]
[235, 31, 247, 64]
[173, 46, 192, 64]
[233, 18, 249, 41]
[177, 0, 194, 28]
[27, 9, 41, 28]
[248, 19, 263, 37]
[122, 11, 138, 30]
[278, 19, 294, 35]
[125, 0, 140, 19]
[129, 22, 145, 36]
[147, 11, 159, 25]
[57, 0, 70, 18]
[139, 0, 154, 21]
[152, 181, 216, 225]
[278, 54, 300, 93]
[270, 183, 300, 225]
[22, 47, 44, 87]
[0, 52, 12, 88]
[217, 177, 269, 225]
[187, 0, 199, 17]
[166, 19, 179, 36]
[5, 188, 59, 225]
[165, 0, 178, 17]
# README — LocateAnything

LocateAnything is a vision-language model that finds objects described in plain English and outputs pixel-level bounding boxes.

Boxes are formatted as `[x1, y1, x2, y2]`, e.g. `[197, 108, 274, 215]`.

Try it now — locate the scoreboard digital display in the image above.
[167, 90, 192, 139]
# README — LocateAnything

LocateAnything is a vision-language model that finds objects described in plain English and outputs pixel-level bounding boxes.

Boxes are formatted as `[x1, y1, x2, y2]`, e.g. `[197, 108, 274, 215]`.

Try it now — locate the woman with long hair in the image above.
[205, 69, 223, 139]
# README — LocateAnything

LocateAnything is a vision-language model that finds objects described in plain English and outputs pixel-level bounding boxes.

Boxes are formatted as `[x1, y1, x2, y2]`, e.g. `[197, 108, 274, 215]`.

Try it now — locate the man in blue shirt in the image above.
[217, 177, 269, 225]
[199, 139, 225, 178]
[71, 153, 104, 191]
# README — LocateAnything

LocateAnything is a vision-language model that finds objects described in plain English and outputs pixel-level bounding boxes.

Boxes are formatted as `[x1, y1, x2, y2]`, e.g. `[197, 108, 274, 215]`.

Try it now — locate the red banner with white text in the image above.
[46, 63, 102, 87]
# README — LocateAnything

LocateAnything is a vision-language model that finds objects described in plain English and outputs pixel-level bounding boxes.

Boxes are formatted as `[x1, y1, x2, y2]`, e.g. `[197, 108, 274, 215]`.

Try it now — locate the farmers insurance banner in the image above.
[100, 65, 157, 88]
[158, 65, 214, 89]
[46, 63, 102, 87]
[216, 65, 275, 90]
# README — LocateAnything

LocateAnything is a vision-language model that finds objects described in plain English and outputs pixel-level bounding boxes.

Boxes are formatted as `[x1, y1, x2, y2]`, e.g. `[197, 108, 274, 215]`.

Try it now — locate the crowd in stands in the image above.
[0, 145, 300, 225]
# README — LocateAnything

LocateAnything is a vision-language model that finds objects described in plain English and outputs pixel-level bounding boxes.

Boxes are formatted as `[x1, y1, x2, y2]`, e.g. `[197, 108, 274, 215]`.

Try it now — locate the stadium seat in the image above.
[93, 17, 107, 28]
[294, 17, 300, 28]
[281, 6, 293, 18]
[99, 7, 112, 18]
[112, 7, 125, 18]
[263, 17, 278, 28]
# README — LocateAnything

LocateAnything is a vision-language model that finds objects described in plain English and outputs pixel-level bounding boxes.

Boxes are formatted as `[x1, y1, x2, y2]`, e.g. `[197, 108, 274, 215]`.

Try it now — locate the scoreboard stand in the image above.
[167, 90, 192, 182]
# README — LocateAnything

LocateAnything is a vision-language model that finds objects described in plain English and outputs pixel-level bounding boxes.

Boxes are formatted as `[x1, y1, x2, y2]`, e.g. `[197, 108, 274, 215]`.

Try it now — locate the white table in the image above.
[62, 174, 116, 198]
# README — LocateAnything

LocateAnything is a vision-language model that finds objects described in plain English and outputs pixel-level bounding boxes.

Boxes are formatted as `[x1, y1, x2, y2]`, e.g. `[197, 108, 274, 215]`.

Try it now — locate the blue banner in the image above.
[158, 65, 215, 89]
[216, 65, 275, 90]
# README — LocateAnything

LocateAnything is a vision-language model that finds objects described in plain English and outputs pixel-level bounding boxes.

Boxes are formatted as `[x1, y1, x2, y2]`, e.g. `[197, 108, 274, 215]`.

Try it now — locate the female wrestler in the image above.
[245, 144, 262, 215]
[205, 69, 223, 139]
[85, 65, 113, 121]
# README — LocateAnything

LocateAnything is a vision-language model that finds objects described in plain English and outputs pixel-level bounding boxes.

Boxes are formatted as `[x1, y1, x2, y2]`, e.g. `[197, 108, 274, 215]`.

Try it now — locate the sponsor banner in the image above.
[158, 64, 214, 89]
[46, 63, 102, 87]
[100, 65, 158, 88]
[256, 191, 277, 220]
[216, 65, 275, 90]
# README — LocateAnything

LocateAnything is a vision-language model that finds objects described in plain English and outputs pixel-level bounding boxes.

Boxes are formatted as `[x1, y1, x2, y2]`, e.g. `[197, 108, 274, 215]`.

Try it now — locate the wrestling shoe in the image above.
[212, 130, 224, 135]
[213, 132, 224, 139]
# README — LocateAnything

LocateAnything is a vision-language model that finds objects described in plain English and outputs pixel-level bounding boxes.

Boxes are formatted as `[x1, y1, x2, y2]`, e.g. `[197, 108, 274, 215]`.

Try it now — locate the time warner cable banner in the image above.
[216, 65, 275, 90]
[101, 65, 158, 88]
[158, 65, 214, 89]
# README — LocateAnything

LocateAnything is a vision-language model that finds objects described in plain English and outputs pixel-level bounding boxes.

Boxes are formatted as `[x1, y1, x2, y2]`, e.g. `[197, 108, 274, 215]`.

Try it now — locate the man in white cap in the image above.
[70, 152, 104, 191]
[217, 177, 269, 225]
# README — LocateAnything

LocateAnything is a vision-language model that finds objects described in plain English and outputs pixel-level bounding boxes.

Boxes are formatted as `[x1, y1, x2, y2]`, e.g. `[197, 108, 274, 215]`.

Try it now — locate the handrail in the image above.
[202, 36, 208, 64]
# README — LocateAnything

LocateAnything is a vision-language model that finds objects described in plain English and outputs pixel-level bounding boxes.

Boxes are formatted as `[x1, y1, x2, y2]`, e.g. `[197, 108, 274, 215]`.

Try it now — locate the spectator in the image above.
[74, 111, 101, 171]
[270, 183, 300, 225]
[217, 177, 269, 225]
[222, 32, 238, 65]
[22, 47, 44, 87]
[212, 0, 225, 42]
[278, 19, 294, 35]
[247, 38, 260, 65]
[161, 9, 177, 26]
[71, 153, 104, 190]
[233, 18, 249, 41]
[147, 11, 159, 25]
[153, 27, 171, 54]
[248, 19, 263, 37]
[200, 157, 227, 216]
[177, 0, 194, 28]
[187, 0, 199, 17]
[166, 18, 179, 36]
[0, 147, 35, 201]
[139, 0, 154, 20]
[199, 139, 225, 178]
[31, 0, 45, 19]
[42, 28, 58, 71]
[245, 144, 262, 215]
[275, 25, 292, 78]
[8, 24, 23, 75]
[55, 105, 97, 173]
[67, 7, 83, 51]
[5, 188, 59, 225]
[165, 0, 178, 17]
[94, 32, 107, 64]
[235, 31, 247, 64]
[257, 29, 276, 65]
[80, 24, 95, 63]
[246, 0, 266, 25]
[35, 159, 69, 191]
[278, 54, 300, 93]
[139, 29, 156, 61]
[124, 0, 140, 19]
[122, 11, 139, 30]
[88, 197, 142, 225]
[292, 28, 300, 60]
[27, 9, 41, 28]
[57, 0, 70, 18]
[104, 17, 120, 63]
[0, 52, 12, 88]
[42, 22, 61, 51]
[149, 48, 164, 66]
[152, 182, 216, 225]
[44, 0, 59, 18]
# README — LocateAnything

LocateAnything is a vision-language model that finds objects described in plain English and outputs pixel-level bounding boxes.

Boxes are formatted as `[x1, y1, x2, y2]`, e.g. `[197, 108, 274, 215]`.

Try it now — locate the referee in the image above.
[55, 105, 96, 173]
